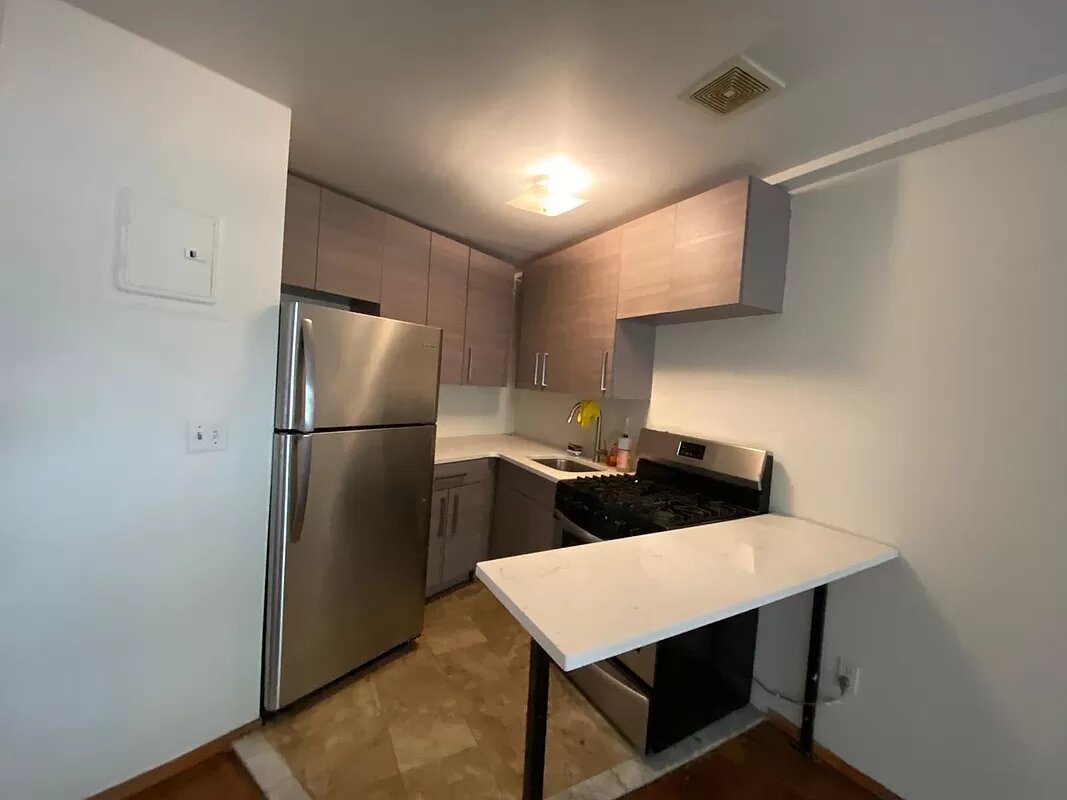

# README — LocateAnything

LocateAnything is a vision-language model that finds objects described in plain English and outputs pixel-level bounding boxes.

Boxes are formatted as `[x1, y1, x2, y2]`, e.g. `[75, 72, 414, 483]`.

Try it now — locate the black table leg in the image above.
[798, 583, 828, 757]
[522, 638, 550, 800]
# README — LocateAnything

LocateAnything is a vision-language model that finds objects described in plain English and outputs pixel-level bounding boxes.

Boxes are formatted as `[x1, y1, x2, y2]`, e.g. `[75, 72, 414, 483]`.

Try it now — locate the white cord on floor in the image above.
[752, 674, 847, 708]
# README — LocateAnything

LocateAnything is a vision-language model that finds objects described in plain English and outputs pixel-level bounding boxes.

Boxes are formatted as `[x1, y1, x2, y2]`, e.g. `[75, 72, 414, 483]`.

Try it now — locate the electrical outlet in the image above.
[187, 420, 228, 453]
[836, 657, 860, 696]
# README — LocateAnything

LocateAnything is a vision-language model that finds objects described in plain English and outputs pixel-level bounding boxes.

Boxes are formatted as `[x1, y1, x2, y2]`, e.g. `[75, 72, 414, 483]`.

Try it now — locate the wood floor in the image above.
[127, 751, 262, 800]
[621, 722, 879, 800]
[127, 721, 880, 800]
[123, 583, 881, 800]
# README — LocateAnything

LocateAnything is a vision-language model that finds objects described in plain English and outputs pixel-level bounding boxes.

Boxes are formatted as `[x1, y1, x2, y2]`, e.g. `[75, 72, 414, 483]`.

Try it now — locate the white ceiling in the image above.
[68, 0, 1067, 261]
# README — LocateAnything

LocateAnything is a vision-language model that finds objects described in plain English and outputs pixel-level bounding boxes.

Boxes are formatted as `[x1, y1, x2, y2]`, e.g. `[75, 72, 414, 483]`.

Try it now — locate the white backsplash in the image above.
[437, 385, 514, 437]
[511, 389, 649, 457]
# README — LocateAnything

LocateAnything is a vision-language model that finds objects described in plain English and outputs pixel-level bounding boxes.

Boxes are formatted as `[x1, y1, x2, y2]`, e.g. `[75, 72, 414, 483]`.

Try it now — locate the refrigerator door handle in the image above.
[291, 435, 313, 543]
[451, 494, 460, 537]
[299, 317, 317, 432]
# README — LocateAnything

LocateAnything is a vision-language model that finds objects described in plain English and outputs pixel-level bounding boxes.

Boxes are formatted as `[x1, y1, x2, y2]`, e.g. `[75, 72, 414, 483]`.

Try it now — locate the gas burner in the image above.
[556, 468, 757, 540]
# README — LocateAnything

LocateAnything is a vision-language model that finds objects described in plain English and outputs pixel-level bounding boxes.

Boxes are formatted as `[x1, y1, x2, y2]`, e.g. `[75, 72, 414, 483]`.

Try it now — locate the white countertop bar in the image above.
[475, 514, 898, 671]
[434, 433, 620, 482]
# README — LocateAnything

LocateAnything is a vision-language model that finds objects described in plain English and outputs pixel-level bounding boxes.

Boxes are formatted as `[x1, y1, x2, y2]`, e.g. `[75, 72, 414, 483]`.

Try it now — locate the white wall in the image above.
[647, 106, 1067, 799]
[0, 2, 291, 798]
[437, 386, 514, 437]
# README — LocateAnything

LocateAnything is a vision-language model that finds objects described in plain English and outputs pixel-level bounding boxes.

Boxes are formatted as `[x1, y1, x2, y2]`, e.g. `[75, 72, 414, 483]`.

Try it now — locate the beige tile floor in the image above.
[264, 582, 636, 800]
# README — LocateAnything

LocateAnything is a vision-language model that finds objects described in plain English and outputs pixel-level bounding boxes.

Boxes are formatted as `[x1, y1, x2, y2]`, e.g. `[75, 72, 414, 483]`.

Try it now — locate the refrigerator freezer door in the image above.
[275, 300, 442, 432]
[263, 425, 435, 711]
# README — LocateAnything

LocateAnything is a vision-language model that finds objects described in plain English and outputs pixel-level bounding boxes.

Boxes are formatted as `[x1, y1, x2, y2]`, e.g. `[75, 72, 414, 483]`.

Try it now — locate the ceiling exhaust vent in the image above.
[685, 55, 784, 117]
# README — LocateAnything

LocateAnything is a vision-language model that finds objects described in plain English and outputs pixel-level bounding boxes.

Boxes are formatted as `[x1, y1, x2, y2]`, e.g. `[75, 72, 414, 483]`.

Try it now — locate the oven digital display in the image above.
[677, 441, 706, 460]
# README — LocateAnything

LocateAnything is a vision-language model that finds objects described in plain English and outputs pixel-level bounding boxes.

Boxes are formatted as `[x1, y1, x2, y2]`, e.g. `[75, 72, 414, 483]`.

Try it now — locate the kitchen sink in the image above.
[530, 457, 601, 473]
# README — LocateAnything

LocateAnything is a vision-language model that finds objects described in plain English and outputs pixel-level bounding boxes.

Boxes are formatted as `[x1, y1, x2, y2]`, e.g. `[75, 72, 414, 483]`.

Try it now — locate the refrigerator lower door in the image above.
[263, 425, 435, 711]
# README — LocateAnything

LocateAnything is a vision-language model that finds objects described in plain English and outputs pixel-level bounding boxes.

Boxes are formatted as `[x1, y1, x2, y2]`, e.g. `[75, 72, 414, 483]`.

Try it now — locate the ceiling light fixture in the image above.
[507, 176, 587, 217]
[507, 156, 590, 217]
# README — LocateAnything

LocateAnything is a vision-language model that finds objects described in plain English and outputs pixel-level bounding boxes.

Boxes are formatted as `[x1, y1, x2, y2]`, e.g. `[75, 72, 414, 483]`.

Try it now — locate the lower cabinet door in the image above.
[425, 489, 449, 596]
[490, 484, 520, 558]
[441, 482, 491, 584]
[516, 493, 557, 554]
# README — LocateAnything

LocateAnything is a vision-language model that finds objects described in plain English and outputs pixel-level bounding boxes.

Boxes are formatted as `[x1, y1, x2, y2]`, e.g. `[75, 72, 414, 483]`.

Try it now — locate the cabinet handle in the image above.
[438, 496, 448, 538]
[533, 352, 542, 387]
[600, 350, 609, 393]
[541, 352, 549, 389]
[451, 494, 460, 537]
[466, 347, 473, 383]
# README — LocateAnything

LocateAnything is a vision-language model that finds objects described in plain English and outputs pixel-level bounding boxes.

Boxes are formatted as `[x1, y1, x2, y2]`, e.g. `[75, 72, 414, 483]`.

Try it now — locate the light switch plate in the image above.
[187, 420, 228, 453]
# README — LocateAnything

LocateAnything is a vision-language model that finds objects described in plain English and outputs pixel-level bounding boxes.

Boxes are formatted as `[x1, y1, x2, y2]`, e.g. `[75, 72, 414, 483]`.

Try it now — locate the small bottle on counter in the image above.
[617, 431, 631, 470]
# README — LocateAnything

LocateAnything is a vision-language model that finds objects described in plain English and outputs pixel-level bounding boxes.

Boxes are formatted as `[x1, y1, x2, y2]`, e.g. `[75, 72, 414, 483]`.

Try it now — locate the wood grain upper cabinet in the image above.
[380, 216, 431, 324]
[427, 233, 470, 385]
[280, 175, 320, 290]
[518, 235, 655, 399]
[618, 177, 790, 323]
[315, 189, 386, 302]
[515, 259, 541, 391]
[618, 205, 675, 318]
[559, 229, 623, 397]
[516, 256, 559, 391]
[671, 178, 748, 309]
[463, 250, 515, 387]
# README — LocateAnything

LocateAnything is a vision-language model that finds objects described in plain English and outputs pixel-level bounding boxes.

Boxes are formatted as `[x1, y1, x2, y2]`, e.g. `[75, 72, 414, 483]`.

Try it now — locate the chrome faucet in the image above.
[567, 401, 604, 463]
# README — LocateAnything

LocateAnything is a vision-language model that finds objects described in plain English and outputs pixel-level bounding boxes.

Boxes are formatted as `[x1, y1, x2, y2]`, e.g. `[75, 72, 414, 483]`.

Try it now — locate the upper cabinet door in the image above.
[671, 178, 748, 310]
[427, 233, 470, 385]
[559, 230, 622, 397]
[381, 216, 431, 324]
[281, 175, 320, 290]
[534, 253, 569, 393]
[464, 251, 515, 387]
[315, 189, 385, 303]
[516, 259, 548, 391]
[614, 177, 790, 323]
[618, 206, 675, 319]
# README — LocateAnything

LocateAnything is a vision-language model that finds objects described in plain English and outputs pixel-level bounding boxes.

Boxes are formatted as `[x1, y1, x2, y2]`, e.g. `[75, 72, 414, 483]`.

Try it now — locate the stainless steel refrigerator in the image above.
[263, 300, 441, 711]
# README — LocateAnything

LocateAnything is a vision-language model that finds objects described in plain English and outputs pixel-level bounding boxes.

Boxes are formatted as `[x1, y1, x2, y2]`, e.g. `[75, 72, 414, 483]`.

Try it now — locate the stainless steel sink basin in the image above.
[530, 457, 600, 473]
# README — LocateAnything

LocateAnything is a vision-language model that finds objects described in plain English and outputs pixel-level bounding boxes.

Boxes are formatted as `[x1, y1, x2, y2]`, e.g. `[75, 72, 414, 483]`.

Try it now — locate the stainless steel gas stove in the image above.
[552, 428, 773, 753]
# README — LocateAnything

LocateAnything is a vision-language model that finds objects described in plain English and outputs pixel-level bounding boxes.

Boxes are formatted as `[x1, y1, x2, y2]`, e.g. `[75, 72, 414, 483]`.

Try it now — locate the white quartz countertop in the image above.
[475, 514, 898, 671]
[435, 433, 618, 482]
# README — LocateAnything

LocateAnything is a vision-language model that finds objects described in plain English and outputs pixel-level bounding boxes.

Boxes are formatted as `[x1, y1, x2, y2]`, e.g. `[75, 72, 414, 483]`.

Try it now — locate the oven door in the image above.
[569, 658, 650, 752]
[554, 508, 656, 751]
[554, 509, 602, 547]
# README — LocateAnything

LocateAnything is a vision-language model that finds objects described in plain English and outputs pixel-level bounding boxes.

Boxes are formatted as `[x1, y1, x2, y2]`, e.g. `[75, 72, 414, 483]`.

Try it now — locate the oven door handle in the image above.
[554, 510, 602, 545]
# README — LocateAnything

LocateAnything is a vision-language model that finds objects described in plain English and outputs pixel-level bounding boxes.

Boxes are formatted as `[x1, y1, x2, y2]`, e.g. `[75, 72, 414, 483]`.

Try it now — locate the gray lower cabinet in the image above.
[490, 462, 557, 558]
[427, 458, 559, 594]
[425, 460, 494, 596]
[441, 483, 491, 581]
[426, 488, 449, 594]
